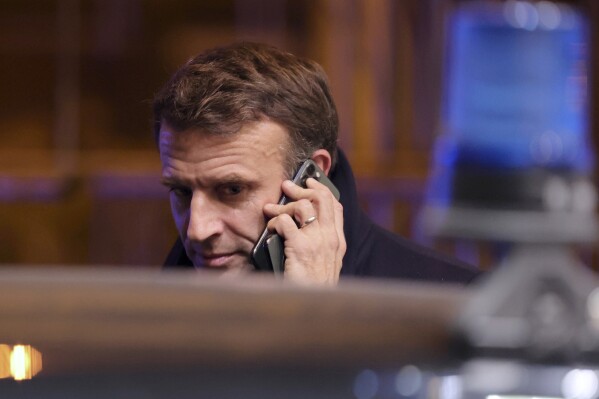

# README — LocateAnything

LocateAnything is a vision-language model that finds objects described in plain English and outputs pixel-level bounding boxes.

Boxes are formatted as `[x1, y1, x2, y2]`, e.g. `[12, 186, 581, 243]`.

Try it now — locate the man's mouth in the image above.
[200, 253, 236, 268]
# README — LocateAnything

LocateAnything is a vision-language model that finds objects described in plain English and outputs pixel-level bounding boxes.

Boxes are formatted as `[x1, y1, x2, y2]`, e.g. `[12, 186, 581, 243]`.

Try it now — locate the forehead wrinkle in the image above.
[165, 131, 280, 161]
[159, 120, 288, 187]
[161, 152, 265, 188]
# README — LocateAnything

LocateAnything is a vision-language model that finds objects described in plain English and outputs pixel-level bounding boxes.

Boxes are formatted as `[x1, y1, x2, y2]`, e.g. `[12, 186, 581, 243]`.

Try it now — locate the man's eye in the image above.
[169, 187, 192, 198]
[219, 184, 244, 197]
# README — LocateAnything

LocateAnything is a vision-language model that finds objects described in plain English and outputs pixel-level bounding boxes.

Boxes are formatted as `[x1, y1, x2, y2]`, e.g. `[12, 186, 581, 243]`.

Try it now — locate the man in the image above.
[153, 42, 477, 285]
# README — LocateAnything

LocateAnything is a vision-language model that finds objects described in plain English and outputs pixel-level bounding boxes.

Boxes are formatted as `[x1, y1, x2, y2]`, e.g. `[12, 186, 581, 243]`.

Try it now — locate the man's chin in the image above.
[218, 263, 255, 278]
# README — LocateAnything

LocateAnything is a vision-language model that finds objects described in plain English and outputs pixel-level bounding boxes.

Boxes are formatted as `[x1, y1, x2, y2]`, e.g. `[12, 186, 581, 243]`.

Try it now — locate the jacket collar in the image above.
[329, 149, 370, 276]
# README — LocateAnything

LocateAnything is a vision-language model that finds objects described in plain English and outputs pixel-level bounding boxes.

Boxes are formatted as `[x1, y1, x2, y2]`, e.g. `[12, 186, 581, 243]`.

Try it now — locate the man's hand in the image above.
[263, 178, 346, 285]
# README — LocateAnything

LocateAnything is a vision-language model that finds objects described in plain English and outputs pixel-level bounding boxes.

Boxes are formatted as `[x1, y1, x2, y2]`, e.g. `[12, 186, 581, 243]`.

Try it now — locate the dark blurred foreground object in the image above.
[1, 265, 599, 399]
[0, 264, 599, 399]
[0, 267, 466, 398]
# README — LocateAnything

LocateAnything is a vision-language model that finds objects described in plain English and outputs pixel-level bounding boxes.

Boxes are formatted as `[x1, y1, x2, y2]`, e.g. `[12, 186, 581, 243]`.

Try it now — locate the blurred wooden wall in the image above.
[0, 0, 596, 269]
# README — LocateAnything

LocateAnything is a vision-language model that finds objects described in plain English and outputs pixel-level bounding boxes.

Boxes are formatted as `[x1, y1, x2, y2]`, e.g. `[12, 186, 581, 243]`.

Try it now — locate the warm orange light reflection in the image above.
[0, 345, 10, 379]
[10, 345, 28, 380]
[0, 344, 42, 380]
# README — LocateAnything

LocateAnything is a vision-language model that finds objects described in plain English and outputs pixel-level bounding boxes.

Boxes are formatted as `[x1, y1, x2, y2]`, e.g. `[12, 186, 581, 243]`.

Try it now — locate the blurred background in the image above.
[1, 0, 597, 270]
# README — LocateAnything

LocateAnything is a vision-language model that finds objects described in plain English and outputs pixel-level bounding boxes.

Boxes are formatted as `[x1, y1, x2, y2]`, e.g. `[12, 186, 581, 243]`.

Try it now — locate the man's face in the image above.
[159, 120, 288, 272]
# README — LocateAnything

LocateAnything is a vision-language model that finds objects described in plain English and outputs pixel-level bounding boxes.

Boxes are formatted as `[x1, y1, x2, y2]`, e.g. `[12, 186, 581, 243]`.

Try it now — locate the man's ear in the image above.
[310, 149, 332, 176]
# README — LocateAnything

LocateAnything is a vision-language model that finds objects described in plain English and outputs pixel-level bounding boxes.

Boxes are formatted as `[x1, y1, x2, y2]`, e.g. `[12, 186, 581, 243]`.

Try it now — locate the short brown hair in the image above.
[152, 42, 339, 175]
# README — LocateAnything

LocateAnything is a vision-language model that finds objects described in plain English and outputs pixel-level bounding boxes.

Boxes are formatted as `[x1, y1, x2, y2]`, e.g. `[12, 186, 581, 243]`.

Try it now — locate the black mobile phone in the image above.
[251, 159, 340, 276]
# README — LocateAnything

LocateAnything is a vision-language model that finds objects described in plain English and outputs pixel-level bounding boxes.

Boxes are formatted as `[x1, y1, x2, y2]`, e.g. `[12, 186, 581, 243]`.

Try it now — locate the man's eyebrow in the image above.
[160, 177, 184, 187]
[218, 173, 252, 184]
[160, 173, 255, 187]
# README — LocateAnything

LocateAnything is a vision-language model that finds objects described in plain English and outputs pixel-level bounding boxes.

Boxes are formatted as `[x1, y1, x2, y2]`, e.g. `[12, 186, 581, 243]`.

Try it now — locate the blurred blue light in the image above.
[562, 369, 599, 399]
[439, 1, 592, 172]
[395, 365, 423, 397]
[353, 369, 379, 399]
[420, 1, 597, 243]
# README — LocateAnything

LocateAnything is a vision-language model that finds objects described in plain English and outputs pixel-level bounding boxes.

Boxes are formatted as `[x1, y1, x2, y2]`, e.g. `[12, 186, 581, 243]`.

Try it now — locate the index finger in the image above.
[282, 177, 334, 201]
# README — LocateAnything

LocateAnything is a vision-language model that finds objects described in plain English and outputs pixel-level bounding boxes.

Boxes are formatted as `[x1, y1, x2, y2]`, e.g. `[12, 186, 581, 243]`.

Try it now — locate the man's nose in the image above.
[186, 193, 224, 243]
